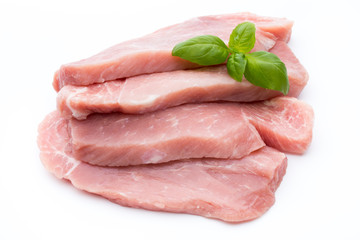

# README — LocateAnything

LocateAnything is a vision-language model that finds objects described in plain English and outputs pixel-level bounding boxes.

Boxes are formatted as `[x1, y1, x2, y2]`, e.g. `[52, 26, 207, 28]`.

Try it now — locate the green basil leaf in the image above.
[226, 52, 247, 82]
[172, 35, 230, 65]
[229, 22, 256, 54]
[244, 51, 289, 95]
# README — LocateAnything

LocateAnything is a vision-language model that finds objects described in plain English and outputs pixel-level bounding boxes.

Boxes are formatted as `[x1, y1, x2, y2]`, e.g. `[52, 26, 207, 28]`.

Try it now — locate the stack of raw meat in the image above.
[38, 12, 314, 223]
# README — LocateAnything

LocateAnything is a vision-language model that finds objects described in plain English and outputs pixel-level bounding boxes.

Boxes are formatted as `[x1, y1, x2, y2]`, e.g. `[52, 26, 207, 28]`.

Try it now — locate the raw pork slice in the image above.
[53, 12, 293, 91]
[57, 41, 308, 120]
[242, 97, 314, 154]
[70, 103, 265, 166]
[37, 111, 287, 222]
[68, 96, 313, 167]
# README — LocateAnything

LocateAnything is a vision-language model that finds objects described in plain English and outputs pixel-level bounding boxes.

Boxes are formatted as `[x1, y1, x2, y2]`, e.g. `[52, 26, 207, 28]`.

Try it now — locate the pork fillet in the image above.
[57, 41, 308, 120]
[53, 12, 293, 91]
[68, 97, 312, 167]
[70, 103, 265, 166]
[242, 97, 314, 154]
[38, 111, 287, 222]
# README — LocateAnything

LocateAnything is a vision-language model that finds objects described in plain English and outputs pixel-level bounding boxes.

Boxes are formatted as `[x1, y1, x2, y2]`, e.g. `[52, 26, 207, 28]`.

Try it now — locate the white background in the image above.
[1, 0, 360, 239]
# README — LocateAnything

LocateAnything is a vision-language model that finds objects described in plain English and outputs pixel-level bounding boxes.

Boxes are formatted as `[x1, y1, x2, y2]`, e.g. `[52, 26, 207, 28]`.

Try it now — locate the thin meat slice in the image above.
[38, 111, 287, 222]
[57, 41, 308, 120]
[53, 12, 293, 91]
[69, 103, 265, 167]
[69, 97, 313, 167]
[242, 97, 314, 154]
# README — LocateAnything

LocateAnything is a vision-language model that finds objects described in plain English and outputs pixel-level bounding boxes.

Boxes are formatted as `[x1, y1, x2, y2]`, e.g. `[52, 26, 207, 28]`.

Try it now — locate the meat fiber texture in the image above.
[70, 103, 264, 167]
[38, 110, 287, 222]
[68, 97, 313, 167]
[53, 12, 293, 91]
[57, 41, 308, 120]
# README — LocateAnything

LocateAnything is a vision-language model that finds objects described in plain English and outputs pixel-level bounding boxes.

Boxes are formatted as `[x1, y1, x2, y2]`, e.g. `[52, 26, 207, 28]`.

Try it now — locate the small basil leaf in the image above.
[244, 51, 289, 95]
[226, 53, 247, 82]
[172, 35, 230, 65]
[229, 22, 256, 54]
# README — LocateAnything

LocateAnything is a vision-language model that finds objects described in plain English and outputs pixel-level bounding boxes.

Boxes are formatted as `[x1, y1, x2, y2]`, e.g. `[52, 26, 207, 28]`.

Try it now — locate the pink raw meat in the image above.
[69, 103, 265, 167]
[53, 12, 293, 91]
[242, 97, 314, 154]
[37, 111, 287, 222]
[57, 41, 308, 120]
[68, 96, 312, 167]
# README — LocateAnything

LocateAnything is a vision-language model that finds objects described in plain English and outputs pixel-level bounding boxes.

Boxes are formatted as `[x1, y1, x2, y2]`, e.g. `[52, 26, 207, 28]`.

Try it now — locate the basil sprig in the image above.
[172, 22, 289, 95]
